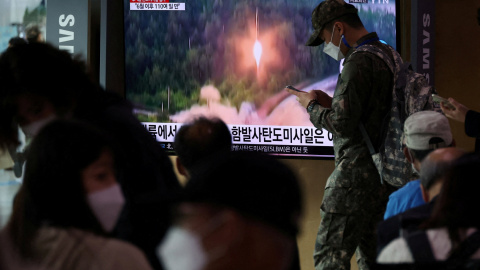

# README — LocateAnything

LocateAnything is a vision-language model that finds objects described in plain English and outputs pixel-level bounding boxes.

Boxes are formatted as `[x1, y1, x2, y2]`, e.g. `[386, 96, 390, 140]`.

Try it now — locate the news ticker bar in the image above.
[130, 3, 185, 11]
[142, 122, 334, 147]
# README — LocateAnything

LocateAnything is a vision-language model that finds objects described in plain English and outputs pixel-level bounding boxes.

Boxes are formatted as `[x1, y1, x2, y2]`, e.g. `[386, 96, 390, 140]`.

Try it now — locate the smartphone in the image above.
[285, 85, 306, 93]
[431, 94, 455, 110]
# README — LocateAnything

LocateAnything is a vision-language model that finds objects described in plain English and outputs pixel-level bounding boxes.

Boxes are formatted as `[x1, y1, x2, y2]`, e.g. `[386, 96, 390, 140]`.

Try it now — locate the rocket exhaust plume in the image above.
[253, 8, 262, 74]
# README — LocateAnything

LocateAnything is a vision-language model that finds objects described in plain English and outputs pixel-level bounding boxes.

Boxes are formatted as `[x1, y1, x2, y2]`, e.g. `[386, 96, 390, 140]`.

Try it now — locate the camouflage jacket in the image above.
[309, 32, 393, 189]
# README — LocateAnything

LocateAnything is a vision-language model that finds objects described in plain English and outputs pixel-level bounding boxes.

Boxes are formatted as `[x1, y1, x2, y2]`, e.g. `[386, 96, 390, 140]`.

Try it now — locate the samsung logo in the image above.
[58, 14, 75, 53]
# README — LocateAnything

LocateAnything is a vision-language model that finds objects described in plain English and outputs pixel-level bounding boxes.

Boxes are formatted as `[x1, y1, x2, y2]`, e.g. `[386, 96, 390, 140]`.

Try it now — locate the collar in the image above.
[344, 32, 380, 60]
[352, 32, 379, 48]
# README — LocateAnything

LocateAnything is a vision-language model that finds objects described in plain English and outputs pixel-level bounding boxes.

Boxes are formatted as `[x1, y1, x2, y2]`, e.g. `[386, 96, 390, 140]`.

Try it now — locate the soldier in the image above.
[286, 0, 397, 269]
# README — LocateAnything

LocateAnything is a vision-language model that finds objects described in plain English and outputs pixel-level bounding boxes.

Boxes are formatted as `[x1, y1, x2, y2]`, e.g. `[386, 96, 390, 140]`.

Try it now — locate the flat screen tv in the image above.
[123, 0, 398, 159]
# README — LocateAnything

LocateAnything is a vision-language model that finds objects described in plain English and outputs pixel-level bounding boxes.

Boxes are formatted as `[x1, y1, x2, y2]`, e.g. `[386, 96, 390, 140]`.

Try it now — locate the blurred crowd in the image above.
[2, 1, 480, 269]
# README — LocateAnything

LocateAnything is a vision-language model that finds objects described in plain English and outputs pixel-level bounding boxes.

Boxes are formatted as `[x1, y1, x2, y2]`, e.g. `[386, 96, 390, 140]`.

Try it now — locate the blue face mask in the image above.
[323, 25, 345, 61]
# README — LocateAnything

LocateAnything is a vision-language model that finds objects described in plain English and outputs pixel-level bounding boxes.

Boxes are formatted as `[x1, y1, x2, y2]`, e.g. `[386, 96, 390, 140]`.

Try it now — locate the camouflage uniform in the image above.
[309, 33, 395, 270]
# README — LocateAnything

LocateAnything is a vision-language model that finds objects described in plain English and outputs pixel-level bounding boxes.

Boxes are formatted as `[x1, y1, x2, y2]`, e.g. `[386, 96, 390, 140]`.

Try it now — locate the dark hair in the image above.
[8, 37, 27, 47]
[410, 149, 434, 163]
[422, 153, 480, 249]
[25, 25, 42, 43]
[174, 117, 232, 171]
[323, 13, 364, 33]
[8, 119, 116, 259]
[184, 151, 302, 238]
[0, 43, 107, 150]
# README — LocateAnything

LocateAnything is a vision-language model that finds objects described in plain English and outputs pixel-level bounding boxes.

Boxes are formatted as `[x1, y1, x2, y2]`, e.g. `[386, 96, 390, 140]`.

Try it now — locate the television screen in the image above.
[123, 0, 397, 158]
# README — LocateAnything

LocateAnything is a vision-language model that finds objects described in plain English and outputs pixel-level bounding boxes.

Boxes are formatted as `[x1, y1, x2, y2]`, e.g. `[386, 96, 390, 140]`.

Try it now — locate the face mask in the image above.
[323, 25, 345, 61]
[158, 211, 230, 270]
[87, 183, 125, 232]
[158, 227, 207, 270]
[20, 114, 56, 138]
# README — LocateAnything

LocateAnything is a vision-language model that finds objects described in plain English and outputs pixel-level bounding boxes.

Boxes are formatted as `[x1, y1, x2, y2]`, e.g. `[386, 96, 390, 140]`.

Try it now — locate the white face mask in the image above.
[158, 210, 231, 270]
[86, 183, 125, 232]
[323, 25, 345, 61]
[158, 227, 208, 270]
[20, 114, 56, 138]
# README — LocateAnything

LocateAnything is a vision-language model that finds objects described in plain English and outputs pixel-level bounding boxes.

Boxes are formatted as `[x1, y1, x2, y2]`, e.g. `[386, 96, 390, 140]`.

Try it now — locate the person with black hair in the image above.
[0, 43, 181, 269]
[8, 37, 27, 48]
[378, 152, 480, 266]
[286, 0, 396, 269]
[0, 120, 152, 270]
[173, 117, 302, 270]
[158, 151, 302, 270]
[173, 117, 232, 178]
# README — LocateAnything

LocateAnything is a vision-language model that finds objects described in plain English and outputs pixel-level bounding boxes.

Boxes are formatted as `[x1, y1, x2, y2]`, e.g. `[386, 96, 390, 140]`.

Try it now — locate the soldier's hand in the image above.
[441, 98, 469, 123]
[286, 88, 317, 108]
[311, 90, 332, 108]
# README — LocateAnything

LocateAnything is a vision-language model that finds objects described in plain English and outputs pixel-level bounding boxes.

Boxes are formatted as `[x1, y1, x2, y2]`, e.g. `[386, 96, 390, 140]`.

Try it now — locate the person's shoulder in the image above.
[392, 180, 421, 198]
[377, 236, 414, 264]
[348, 42, 396, 67]
[76, 231, 153, 270]
[100, 238, 153, 269]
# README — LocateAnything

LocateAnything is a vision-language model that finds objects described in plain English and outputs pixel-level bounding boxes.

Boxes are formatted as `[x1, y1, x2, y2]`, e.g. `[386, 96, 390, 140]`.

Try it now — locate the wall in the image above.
[283, 158, 336, 270]
[435, 0, 480, 152]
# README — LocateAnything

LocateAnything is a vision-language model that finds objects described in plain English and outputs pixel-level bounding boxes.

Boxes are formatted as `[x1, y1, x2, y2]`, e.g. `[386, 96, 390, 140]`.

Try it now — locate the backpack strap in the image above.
[446, 230, 480, 269]
[405, 231, 436, 262]
[353, 44, 398, 75]
[358, 122, 383, 184]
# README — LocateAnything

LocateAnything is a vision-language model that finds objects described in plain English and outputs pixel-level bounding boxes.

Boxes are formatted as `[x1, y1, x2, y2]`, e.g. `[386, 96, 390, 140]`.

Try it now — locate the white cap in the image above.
[404, 111, 453, 150]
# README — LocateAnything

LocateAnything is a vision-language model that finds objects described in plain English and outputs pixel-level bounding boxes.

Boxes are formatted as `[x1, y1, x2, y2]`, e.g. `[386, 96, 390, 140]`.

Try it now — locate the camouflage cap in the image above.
[305, 0, 358, 46]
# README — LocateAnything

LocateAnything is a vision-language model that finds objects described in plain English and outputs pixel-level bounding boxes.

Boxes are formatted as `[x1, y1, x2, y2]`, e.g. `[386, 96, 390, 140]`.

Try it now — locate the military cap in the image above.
[305, 0, 358, 46]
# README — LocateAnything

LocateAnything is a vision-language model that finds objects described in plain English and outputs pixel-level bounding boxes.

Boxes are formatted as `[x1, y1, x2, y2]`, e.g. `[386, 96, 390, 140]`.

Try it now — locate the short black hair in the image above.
[174, 117, 232, 171]
[8, 37, 26, 47]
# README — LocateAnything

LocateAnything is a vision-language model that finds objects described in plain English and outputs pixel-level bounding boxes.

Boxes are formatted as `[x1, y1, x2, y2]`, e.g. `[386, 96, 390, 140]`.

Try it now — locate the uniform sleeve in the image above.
[308, 56, 371, 137]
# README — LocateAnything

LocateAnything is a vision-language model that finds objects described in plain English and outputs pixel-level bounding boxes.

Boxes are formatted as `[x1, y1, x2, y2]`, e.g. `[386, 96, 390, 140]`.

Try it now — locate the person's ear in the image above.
[335, 22, 344, 36]
[404, 147, 414, 163]
[420, 184, 429, 203]
[176, 157, 188, 177]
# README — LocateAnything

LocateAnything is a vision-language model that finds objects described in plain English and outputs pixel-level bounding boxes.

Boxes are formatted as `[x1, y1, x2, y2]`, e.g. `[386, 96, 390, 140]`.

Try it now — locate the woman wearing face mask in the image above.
[0, 120, 152, 270]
